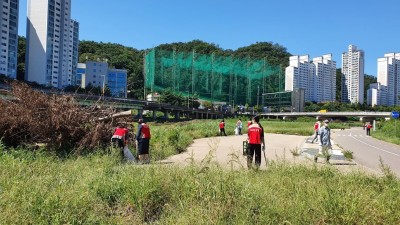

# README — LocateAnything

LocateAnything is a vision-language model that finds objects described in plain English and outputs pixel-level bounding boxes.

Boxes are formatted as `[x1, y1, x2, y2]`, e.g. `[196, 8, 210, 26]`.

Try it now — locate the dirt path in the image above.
[160, 134, 308, 169]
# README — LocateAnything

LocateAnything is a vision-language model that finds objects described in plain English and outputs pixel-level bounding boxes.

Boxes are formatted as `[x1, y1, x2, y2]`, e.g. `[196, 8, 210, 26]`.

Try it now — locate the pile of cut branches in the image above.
[0, 82, 117, 154]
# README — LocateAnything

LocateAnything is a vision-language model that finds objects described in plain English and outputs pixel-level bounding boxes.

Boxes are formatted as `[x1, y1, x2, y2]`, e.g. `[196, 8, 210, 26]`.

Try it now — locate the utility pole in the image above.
[257, 85, 260, 110]
[187, 91, 190, 108]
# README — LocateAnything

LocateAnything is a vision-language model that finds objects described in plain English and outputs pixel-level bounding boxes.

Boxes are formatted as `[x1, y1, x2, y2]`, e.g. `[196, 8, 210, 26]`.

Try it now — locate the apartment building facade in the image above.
[377, 53, 400, 106]
[341, 45, 365, 104]
[0, 0, 19, 79]
[25, 0, 79, 88]
[285, 54, 336, 103]
[367, 83, 387, 107]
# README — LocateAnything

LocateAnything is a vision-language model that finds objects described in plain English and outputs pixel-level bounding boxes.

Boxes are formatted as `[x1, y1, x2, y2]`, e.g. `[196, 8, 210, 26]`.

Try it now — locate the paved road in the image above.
[332, 127, 400, 177]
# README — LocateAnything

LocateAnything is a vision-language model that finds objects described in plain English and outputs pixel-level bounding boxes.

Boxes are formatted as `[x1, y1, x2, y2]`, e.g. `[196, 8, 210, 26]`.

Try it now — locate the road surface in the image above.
[332, 127, 400, 177]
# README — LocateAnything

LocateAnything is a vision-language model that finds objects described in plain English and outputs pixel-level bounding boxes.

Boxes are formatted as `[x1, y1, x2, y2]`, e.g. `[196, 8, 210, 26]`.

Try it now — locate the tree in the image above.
[336, 69, 342, 102]
[160, 88, 184, 106]
[202, 101, 213, 110]
[17, 36, 26, 81]
[364, 74, 377, 103]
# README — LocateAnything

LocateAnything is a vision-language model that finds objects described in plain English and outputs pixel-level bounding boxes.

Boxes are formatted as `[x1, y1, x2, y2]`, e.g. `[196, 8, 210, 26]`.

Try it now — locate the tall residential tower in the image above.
[0, 0, 19, 79]
[377, 53, 400, 106]
[341, 45, 364, 104]
[25, 0, 79, 88]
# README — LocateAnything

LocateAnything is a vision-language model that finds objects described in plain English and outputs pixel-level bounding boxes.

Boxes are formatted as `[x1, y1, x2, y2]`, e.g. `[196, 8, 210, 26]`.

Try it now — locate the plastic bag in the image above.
[235, 128, 239, 135]
[123, 145, 135, 162]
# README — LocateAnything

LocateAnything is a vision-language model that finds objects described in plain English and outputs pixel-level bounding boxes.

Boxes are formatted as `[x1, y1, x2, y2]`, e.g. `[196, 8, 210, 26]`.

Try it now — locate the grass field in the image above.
[1, 147, 399, 224]
[373, 119, 400, 145]
[3, 119, 396, 224]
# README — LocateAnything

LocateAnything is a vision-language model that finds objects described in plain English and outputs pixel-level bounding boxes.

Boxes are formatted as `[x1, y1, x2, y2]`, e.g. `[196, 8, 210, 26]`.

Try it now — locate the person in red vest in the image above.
[136, 119, 151, 163]
[247, 116, 265, 169]
[311, 121, 321, 143]
[219, 119, 227, 136]
[111, 122, 129, 158]
[366, 122, 373, 136]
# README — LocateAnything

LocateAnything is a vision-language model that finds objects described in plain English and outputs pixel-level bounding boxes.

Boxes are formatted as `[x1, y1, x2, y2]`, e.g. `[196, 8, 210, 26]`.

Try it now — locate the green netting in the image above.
[145, 48, 284, 105]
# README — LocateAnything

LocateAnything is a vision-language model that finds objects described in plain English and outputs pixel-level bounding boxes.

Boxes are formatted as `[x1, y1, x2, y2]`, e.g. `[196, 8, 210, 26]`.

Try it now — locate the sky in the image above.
[18, 0, 400, 76]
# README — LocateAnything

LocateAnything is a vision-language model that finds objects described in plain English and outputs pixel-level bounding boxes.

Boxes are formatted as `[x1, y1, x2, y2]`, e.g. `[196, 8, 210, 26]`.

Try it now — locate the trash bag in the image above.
[235, 128, 239, 135]
[123, 145, 135, 162]
[243, 141, 249, 156]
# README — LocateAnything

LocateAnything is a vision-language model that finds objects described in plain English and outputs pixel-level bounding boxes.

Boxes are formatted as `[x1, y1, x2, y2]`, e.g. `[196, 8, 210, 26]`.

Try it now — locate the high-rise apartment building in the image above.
[0, 0, 19, 79]
[25, 0, 79, 88]
[341, 45, 365, 104]
[377, 53, 400, 106]
[312, 54, 336, 103]
[285, 55, 314, 102]
[285, 54, 336, 103]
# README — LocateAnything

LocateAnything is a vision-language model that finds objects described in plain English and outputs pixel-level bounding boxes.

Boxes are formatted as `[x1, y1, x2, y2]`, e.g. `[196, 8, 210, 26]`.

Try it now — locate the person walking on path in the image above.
[247, 116, 266, 169]
[111, 122, 129, 159]
[236, 119, 243, 135]
[311, 121, 320, 143]
[366, 122, 372, 136]
[136, 119, 151, 164]
[314, 120, 332, 163]
[219, 119, 227, 136]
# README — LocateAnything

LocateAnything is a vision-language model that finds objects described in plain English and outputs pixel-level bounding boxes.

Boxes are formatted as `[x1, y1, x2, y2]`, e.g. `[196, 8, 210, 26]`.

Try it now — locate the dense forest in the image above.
[15, 36, 379, 105]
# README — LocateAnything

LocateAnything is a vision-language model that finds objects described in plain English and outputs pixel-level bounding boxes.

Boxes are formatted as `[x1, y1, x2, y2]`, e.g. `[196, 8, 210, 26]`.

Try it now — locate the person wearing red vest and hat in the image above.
[136, 119, 151, 163]
[247, 116, 265, 169]
[111, 122, 129, 159]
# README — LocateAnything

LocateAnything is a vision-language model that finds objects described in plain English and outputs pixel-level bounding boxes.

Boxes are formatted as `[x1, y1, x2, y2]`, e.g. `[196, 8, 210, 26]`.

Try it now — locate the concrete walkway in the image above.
[301, 135, 356, 165]
[160, 133, 307, 169]
[160, 132, 377, 176]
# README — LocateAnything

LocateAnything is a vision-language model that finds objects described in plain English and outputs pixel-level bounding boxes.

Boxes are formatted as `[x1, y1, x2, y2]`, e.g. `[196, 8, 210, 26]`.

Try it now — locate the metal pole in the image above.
[192, 50, 195, 94]
[257, 85, 260, 110]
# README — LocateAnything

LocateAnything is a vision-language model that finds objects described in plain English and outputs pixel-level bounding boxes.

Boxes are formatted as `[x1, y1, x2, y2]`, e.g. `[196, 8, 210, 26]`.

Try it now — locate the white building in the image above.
[367, 83, 387, 107]
[78, 61, 128, 98]
[0, 0, 19, 79]
[285, 55, 314, 102]
[342, 45, 365, 104]
[285, 54, 336, 103]
[25, 0, 79, 88]
[312, 54, 336, 103]
[377, 53, 400, 106]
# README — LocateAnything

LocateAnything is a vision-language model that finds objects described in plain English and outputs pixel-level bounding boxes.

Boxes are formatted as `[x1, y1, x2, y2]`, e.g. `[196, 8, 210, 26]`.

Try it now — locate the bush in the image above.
[0, 82, 116, 154]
